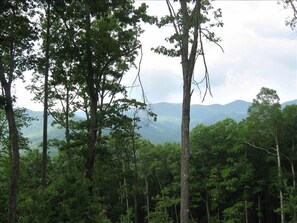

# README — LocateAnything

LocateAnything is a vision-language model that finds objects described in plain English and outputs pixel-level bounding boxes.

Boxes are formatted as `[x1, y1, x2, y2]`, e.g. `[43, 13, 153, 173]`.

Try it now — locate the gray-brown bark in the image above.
[0, 59, 20, 223]
[131, 119, 138, 223]
[291, 141, 296, 221]
[178, 1, 201, 222]
[84, 2, 98, 187]
[275, 138, 285, 223]
[5, 100, 20, 223]
[258, 194, 261, 223]
[205, 190, 211, 223]
[145, 176, 150, 222]
[42, 0, 51, 189]
[180, 77, 191, 223]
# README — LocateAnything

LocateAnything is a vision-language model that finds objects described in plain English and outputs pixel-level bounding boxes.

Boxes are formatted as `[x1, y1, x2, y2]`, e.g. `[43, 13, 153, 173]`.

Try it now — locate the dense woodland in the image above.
[0, 0, 296, 223]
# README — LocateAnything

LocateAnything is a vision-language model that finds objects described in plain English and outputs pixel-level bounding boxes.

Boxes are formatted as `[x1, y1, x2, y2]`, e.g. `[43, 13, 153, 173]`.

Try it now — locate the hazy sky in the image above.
[125, 0, 297, 105]
[15, 1, 297, 110]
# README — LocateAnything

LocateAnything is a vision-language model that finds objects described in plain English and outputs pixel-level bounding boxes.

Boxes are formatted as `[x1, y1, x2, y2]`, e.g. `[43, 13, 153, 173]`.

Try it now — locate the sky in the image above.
[124, 0, 297, 105]
[15, 0, 297, 110]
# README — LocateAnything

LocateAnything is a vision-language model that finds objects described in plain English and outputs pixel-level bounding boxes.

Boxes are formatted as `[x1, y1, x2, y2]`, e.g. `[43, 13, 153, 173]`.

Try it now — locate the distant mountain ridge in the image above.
[138, 99, 296, 143]
[22, 99, 297, 145]
[138, 100, 252, 144]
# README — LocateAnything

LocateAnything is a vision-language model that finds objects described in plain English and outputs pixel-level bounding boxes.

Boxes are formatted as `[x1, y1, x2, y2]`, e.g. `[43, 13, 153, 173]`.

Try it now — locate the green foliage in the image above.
[153, 0, 223, 58]
[17, 150, 108, 223]
[223, 201, 252, 223]
[282, 185, 297, 222]
[120, 208, 133, 223]
[246, 87, 282, 144]
[0, 89, 296, 222]
[149, 189, 177, 223]
[0, 0, 296, 221]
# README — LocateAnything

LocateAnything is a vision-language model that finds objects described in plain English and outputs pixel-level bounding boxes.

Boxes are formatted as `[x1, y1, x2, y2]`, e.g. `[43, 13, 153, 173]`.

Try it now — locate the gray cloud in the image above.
[16, 1, 297, 110]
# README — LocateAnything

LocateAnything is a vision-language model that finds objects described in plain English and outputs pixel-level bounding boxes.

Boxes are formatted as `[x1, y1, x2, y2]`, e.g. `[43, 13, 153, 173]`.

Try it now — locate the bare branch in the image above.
[131, 45, 148, 104]
[244, 141, 277, 156]
[201, 30, 224, 53]
[287, 0, 297, 28]
[199, 28, 212, 102]
[188, 0, 201, 72]
[166, 0, 182, 48]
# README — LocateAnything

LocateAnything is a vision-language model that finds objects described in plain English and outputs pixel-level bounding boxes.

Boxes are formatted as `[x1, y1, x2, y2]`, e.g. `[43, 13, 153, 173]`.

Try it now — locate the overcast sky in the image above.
[125, 0, 297, 105]
[15, 1, 296, 110]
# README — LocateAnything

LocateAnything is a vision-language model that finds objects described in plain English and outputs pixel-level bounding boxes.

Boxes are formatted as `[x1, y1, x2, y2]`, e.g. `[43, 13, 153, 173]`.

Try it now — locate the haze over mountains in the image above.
[22, 99, 297, 145]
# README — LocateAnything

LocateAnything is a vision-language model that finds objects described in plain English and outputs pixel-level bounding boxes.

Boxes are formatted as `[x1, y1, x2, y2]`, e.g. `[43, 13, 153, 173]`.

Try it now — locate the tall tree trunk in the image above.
[65, 84, 71, 169]
[84, 2, 98, 190]
[291, 160, 296, 222]
[145, 176, 150, 222]
[132, 130, 138, 223]
[244, 150, 249, 223]
[165, 1, 207, 222]
[275, 138, 285, 223]
[245, 197, 249, 223]
[175, 204, 179, 223]
[42, 0, 51, 189]
[205, 190, 211, 223]
[257, 195, 261, 223]
[0, 60, 20, 223]
[180, 75, 191, 223]
[122, 157, 129, 211]
[291, 140, 296, 222]
[179, 1, 201, 222]
[179, 1, 193, 221]
[6, 98, 20, 223]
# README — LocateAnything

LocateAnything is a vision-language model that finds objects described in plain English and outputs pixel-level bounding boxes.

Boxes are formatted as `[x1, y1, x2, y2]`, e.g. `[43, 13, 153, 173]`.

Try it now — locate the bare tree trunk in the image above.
[275, 138, 285, 223]
[42, 0, 51, 189]
[180, 74, 191, 223]
[257, 195, 261, 223]
[133, 187, 138, 223]
[205, 190, 211, 223]
[122, 156, 129, 211]
[245, 198, 249, 223]
[175, 204, 179, 223]
[0, 61, 20, 223]
[291, 160, 296, 222]
[131, 129, 138, 223]
[65, 85, 71, 170]
[291, 141, 296, 222]
[179, 0, 197, 221]
[84, 2, 98, 191]
[164, 1, 209, 222]
[145, 176, 150, 222]
[6, 101, 20, 223]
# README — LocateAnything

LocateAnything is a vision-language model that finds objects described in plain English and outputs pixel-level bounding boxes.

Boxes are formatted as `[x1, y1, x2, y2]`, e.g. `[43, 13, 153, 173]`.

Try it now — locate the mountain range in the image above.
[21, 99, 297, 145]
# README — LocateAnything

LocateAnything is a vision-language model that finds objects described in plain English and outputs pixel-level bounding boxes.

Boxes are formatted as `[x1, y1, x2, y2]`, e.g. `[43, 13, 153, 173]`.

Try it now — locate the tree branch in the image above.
[166, 0, 182, 48]
[244, 141, 277, 157]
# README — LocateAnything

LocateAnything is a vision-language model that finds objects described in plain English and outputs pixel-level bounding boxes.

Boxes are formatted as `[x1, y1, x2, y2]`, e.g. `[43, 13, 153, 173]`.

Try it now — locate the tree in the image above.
[47, 1, 151, 191]
[245, 87, 285, 223]
[154, 1, 223, 222]
[190, 119, 254, 223]
[0, 0, 36, 222]
[28, 0, 83, 174]
[282, 105, 297, 221]
[41, 0, 51, 189]
[139, 142, 180, 222]
[280, 0, 297, 29]
[0, 108, 33, 222]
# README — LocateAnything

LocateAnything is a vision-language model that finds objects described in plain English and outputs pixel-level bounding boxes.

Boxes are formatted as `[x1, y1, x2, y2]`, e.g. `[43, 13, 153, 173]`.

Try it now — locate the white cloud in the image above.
[132, 1, 297, 105]
[15, 1, 297, 110]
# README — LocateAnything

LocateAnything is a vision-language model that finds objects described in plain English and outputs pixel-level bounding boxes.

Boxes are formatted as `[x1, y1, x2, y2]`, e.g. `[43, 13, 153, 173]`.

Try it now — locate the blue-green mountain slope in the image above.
[21, 99, 297, 145]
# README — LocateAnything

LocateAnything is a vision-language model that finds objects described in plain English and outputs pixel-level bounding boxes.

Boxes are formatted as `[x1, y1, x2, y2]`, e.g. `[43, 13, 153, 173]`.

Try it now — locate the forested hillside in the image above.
[22, 99, 297, 144]
[0, 0, 296, 223]
[2, 88, 297, 223]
